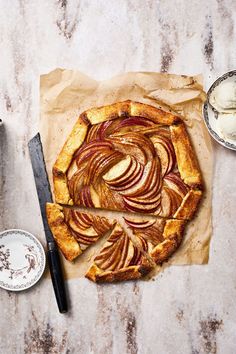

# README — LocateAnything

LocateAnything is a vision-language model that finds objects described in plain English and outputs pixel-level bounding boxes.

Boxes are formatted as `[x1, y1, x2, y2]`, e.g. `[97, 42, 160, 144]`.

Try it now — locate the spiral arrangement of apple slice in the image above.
[94, 225, 145, 272]
[63, 208, 112, 250]
[67, 115, 189, 217]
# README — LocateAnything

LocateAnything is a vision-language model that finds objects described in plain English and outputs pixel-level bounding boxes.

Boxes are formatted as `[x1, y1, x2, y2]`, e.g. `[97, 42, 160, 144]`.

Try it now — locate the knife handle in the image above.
[47, 243, 68, 313]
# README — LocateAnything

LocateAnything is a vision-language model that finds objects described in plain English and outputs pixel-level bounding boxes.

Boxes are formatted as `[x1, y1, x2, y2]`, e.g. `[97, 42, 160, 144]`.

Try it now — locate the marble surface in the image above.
[0, 1, 236, 353]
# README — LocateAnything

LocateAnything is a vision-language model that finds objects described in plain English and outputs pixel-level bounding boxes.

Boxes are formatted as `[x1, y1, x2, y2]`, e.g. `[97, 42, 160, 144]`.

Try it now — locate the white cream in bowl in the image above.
[218, 113, 236, 140]
[209, 81, 236, 112]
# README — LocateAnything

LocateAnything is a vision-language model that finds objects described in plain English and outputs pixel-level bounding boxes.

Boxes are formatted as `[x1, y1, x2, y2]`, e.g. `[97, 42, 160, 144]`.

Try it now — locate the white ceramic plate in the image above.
[203, 70, 236, 151]
[0, 229, 45, 291]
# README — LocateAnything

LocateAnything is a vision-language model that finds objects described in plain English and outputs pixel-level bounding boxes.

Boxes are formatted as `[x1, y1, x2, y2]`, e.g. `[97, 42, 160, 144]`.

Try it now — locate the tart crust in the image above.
[46, 203, 82, 261]
[150, 219, 186, 264]
[53, 116, 89, 205]
[85, 100, 181, 125]
[170, 122, 202, 188]
[173, 189, 202, 220]
[86, 263, 150, 283]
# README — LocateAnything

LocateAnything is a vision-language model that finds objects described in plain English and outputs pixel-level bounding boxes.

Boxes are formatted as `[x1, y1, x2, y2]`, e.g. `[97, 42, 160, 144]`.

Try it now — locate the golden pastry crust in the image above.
[46, 203, 82, 261]
[85, 100, 180, 125]
[129, 101, 181, 125]
[86, 263, 150, 283]
[85, 101, 131, 125]
[150, 219, 186, 264]
[53, 116, 89, 205]
[170, 122, 202, 188]
[174, 189, 202, 219]
[85, 224, 153, 283]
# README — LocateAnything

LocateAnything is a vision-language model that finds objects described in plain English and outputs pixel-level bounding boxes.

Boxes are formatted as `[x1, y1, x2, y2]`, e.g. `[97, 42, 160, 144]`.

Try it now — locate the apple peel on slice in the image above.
[103, 155, 133, 184]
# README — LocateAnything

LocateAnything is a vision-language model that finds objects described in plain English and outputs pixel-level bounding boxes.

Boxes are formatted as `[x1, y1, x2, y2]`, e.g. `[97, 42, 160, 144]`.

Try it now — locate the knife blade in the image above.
[28, 133, 68, 313]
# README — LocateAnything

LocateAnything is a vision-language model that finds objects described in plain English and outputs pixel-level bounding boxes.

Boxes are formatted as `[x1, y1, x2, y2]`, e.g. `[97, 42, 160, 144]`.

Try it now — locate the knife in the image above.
[28, 133, 68, 313]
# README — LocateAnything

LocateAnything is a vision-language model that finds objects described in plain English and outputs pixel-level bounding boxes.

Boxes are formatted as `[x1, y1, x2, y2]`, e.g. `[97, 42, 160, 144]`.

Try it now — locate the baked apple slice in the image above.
[86, 224, 153, 282]
[150, 133, 176, 176]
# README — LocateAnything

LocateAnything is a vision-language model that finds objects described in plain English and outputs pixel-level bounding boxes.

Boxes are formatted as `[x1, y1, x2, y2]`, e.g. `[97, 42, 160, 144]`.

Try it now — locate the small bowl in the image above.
[0, 229, 46, 291]
[203, 70, 236, 151]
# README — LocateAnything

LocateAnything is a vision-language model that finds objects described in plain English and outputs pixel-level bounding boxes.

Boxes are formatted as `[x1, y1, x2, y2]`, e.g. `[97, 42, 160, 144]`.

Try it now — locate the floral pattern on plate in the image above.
[0, 229, 45, 291]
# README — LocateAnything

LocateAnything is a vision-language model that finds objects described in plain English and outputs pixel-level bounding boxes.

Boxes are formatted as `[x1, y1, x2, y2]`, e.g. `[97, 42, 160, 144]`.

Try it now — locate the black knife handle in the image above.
[47, 243, 68, 313]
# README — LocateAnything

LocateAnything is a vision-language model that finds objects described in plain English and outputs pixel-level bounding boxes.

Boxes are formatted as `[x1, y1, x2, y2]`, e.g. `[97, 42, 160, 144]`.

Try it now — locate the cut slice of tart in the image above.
[53, 100, 202, 220]
[86, 224, 153, 282]
[46, 203, 114, 261]
[124, 216, 186, 264]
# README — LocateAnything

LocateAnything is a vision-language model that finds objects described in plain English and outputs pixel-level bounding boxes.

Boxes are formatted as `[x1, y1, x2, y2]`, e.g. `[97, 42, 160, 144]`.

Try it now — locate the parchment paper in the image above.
[40, 69, 213, 279]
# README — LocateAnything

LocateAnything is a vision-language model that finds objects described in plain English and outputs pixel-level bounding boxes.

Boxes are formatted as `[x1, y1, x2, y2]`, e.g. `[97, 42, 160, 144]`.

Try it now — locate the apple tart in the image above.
[46, 100, 203, 282]
[53, 100, 202, 219]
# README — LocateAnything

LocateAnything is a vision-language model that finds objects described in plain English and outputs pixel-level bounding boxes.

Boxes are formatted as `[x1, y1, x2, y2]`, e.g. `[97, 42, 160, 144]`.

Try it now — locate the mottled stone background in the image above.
[0, 1, 236, 353]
